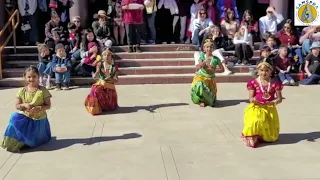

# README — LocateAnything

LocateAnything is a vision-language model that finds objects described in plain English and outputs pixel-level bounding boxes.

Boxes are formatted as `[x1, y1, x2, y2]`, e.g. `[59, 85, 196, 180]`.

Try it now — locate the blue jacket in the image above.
[51, 54, 72, 70]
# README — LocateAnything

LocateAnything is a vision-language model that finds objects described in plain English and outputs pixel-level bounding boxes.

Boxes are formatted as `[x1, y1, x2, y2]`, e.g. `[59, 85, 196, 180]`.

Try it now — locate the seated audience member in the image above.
[200, 25, 233, 75]
[251, 46, 275, 78]
[261, 35, 279, 54]
[37, 44, 53, 89]
[76, 29, 103, 71]
[51, 43, 72, 90]
[67, 22, 81, 54]
[233, 25, 253, 65]
[241, 10, 259, 42]
[221, 8, 239, 39]
[300, 42, 320, 85]
[276, 19, 303, 69]
[45, 11, 66, 50]
[79, 42, 102, 77]
[274, 45, 295, 85]
[259, 6, 284, 37]
[92, 10, 113, 49]
[191, 9, 214, 49]
[299, 26, 320, 55]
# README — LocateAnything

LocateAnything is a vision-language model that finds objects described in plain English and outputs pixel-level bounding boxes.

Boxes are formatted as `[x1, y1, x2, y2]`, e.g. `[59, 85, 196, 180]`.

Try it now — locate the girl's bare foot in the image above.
[199, 103, 205, 107]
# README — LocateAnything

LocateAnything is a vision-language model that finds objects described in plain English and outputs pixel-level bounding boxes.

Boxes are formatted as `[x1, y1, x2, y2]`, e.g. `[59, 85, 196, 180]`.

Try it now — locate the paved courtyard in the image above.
[0, 84, 320, 180]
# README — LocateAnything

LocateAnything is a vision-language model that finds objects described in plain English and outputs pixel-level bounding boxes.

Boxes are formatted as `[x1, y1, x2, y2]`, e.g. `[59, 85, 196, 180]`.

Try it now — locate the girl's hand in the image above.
[28, 106, 42, 114]
[23, 103, 33, 111]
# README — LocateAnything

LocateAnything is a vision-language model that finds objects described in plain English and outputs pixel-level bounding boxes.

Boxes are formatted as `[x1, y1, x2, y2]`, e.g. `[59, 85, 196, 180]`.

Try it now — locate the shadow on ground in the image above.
[259, 131, 320, 147]
[215, 99, 249, 108]
[22, 133, 142, 153]
[102, 103, 189, 114]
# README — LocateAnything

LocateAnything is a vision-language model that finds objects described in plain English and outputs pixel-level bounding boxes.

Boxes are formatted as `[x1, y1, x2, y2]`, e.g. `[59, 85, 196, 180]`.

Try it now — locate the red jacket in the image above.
[121, 0, 144, 24]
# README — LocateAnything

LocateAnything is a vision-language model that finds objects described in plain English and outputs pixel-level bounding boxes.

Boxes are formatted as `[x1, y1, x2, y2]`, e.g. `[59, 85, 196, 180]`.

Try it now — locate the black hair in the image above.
[55, 43, 65, 51]
[68, 22, 77, 30]
[24, 66, 40, 78]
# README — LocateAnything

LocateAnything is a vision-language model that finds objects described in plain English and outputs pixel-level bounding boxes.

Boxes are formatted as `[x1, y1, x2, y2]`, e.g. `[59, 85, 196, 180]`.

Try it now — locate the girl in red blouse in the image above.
[240, 10, 258, 42]
[276, 19, 303, 69]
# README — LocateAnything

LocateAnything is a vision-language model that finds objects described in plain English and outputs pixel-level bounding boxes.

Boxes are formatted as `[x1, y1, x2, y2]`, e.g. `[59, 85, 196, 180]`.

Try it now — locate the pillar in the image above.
[69, 0, 88, 26]
[0, 0, 5, 29]
[270, 0, 289, 20]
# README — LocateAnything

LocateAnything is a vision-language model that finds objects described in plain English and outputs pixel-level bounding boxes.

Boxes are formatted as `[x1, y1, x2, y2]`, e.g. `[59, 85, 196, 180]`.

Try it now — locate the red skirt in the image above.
[85, 80, 118, 115]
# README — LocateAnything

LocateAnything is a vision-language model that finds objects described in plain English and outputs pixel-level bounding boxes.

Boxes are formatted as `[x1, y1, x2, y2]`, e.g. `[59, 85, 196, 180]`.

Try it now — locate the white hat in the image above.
[310, 42, 320, 50]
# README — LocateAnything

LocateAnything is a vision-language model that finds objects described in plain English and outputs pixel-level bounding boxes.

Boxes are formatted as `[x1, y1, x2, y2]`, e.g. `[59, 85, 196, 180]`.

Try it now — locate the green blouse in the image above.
[16, 87, 51, 120]
[99, 62, 117, 80]
[196, 53, 221, 78]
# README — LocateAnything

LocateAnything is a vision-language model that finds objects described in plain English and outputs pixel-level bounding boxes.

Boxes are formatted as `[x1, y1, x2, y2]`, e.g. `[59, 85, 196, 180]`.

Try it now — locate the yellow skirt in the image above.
[242, 103, 280, 143]
[190, 75, 217, 107]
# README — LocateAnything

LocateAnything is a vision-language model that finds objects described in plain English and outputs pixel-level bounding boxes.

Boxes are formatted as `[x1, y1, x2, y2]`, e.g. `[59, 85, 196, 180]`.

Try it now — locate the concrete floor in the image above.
[1, 84, 320, 180]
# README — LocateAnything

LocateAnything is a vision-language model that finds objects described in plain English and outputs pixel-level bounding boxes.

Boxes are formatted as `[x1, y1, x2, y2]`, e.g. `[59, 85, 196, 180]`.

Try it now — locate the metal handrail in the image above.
[0, 10, 20, 79]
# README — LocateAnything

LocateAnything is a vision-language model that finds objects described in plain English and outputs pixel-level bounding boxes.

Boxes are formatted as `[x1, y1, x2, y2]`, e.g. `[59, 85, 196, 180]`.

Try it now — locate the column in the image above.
[69, 0, 88, 25]
[270, 0, 289, 19]
[0, 0, 5, 29]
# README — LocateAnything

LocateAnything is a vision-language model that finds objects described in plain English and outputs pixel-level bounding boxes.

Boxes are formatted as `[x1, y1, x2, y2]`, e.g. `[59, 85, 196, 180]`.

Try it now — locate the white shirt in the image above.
[18, 0, 37, 16]
[259, 13, 284, 35]
[191, 18, 213, 38]
[233, 28, 253, 47]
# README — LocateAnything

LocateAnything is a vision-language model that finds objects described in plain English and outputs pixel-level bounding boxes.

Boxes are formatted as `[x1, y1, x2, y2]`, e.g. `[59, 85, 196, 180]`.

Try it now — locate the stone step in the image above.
[3, 44, 198, 53]
[3, 65, 253, 78]
[0, 73, 255, 87]
[4, 57, 261, 70]
[3, 42, 262, 54]
[2, 51, 196, 61]
[2, 50, 261, 61]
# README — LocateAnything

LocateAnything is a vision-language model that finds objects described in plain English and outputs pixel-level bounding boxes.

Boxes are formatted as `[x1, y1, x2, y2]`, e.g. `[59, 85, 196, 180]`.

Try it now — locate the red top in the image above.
[225, 0, 232, 9]
[240, 20, 258, 33]
[276, 31, 299, 46]
[275, 56, 291, 70]
[121, 0, 144, 24]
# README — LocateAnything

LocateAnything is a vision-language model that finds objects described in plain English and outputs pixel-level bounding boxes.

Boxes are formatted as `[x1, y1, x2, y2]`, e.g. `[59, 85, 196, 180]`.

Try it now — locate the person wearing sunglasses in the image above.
[191, 9, 214, 49]
[259, 6, 284, 38]
[276, 19, 303, 71]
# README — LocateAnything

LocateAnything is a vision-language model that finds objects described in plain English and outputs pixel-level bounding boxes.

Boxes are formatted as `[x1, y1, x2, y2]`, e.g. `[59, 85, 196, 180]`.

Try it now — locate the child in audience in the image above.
[82, 42, 102, 78]
[300, 42, 320, 85]
[1, 66, 52, 152]
[51, 44, 72, 90]
[274, 45, 295, 85]
[264, 36, 279, 54]
[242, 61, 283, 148]
[37, 44, 53, 89]
[67, 22, 80, 54]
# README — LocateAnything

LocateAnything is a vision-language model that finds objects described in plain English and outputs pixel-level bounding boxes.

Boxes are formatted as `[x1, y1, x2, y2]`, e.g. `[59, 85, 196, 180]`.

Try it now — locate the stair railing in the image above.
[0, 10, 20, 79]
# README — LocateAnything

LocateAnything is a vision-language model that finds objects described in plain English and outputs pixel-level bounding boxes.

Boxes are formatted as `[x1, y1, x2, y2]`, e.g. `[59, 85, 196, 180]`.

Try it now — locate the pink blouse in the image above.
[247, 79, 283, 103]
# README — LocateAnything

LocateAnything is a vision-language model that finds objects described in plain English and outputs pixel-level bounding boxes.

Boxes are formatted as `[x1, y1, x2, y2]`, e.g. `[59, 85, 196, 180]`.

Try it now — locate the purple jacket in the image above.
[217, 0, 239, 20]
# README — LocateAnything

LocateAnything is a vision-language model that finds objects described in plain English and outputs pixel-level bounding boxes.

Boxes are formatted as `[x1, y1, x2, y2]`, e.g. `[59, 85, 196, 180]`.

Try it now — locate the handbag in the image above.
[84, 87, 102, 115]
[21, 21, 31, 32]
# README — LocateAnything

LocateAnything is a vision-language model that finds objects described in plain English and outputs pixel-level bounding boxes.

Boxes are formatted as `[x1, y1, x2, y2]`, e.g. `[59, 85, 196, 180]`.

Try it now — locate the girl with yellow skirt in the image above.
[191, 40, 223, 107]
[242, 62, 283, 148]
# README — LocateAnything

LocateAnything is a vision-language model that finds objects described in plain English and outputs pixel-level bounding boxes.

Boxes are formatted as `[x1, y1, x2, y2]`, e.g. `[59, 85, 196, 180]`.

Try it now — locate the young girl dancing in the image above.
[85, 50, 119, 115]
[242, 61, 283, 148]
[191, 39, 223, 107]
[1, 66, 52, 152]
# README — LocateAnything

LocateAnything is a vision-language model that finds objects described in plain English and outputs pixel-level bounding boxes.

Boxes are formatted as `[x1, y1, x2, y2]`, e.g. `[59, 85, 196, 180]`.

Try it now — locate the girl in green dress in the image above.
[191, 39, 223, 107]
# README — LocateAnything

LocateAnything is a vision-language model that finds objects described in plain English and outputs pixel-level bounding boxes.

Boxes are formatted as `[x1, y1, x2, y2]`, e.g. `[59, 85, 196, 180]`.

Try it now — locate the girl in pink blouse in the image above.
[242, 61, 283, 148]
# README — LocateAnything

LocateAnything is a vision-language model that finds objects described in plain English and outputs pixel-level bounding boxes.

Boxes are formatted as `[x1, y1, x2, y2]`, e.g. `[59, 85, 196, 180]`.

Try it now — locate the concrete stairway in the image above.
[0, 44, 261, 87]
